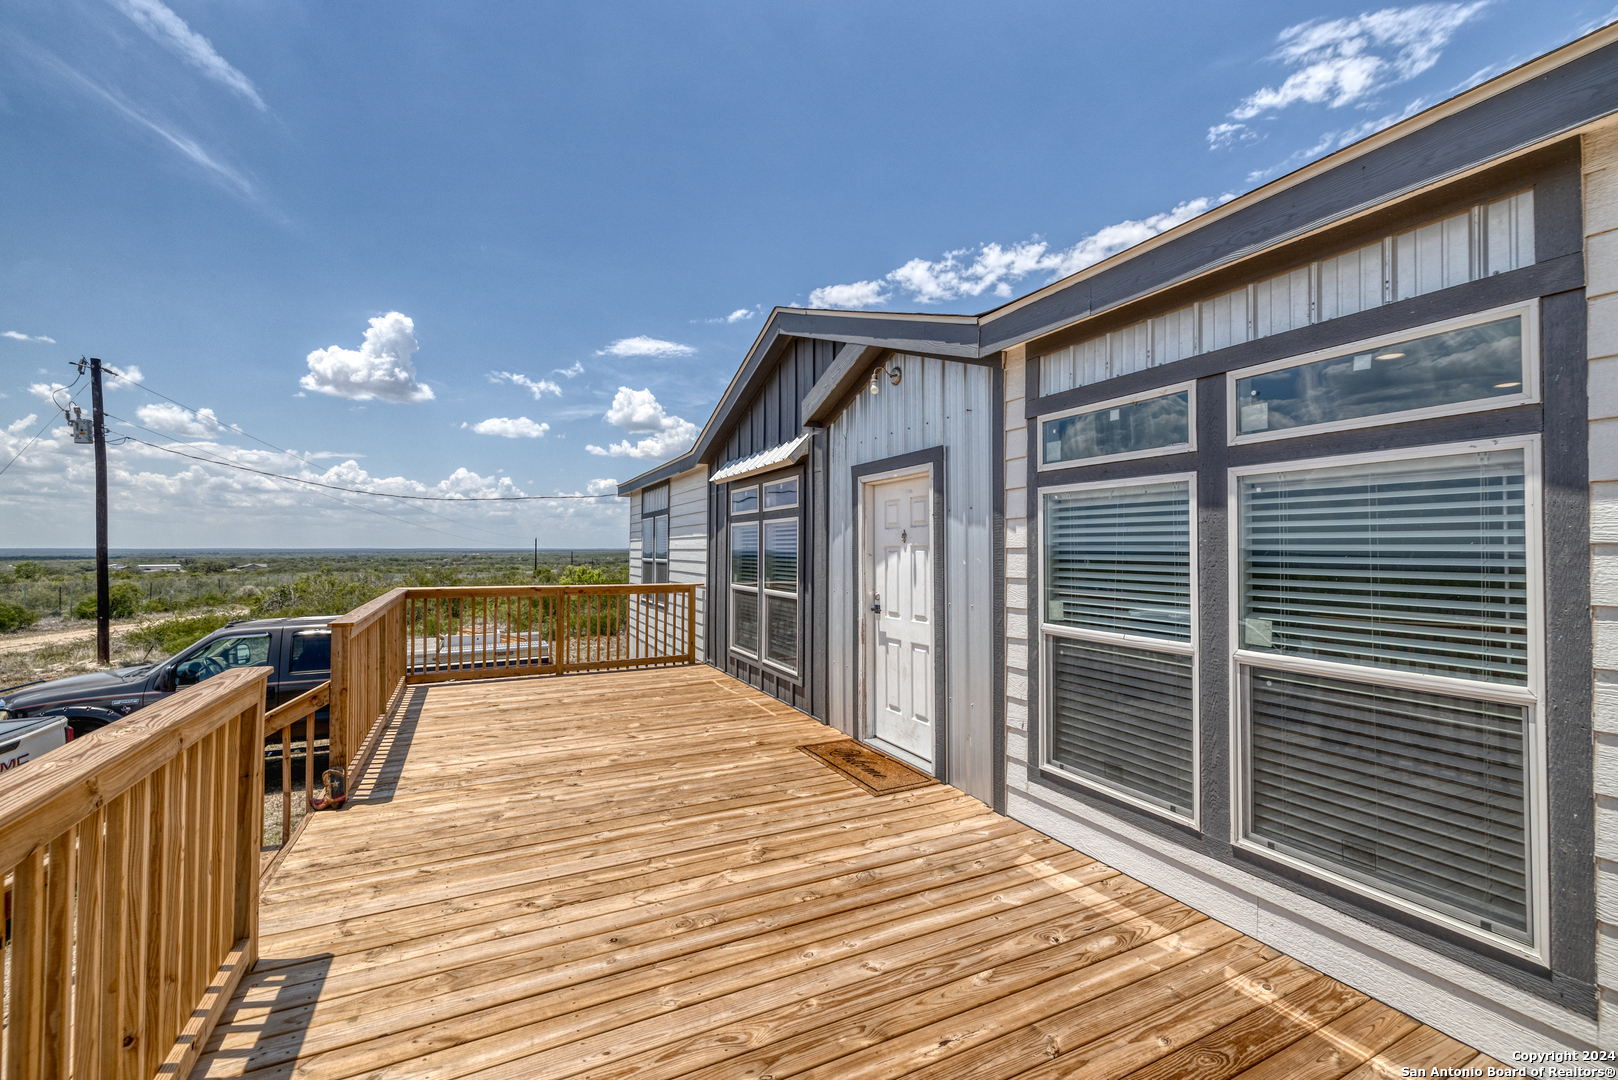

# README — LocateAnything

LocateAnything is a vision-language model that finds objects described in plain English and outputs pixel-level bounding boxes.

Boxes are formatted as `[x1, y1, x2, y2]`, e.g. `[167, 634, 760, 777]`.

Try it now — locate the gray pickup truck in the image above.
[0, 616, 334, 750]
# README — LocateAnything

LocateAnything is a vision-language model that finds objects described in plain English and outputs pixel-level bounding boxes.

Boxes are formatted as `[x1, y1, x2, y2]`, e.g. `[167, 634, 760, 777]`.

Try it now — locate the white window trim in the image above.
[1224, 434, 1548, 963]
[1036, 471, 1200, 827]
[729, 521, 760, 660]
[1037, 381, 1197, 472]
[760, 516, 800, 677]
[1225, 300, 1540, 446]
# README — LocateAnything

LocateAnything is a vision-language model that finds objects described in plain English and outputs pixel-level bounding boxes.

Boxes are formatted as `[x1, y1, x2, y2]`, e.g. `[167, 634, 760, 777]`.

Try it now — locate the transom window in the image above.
[1041, 384, 1193, 469]
[1230, 304, 1535, 442]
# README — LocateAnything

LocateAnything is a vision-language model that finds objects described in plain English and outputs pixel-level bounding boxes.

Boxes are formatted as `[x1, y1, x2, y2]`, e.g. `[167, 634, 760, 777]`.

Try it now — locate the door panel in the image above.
[865, 473, 934, 768]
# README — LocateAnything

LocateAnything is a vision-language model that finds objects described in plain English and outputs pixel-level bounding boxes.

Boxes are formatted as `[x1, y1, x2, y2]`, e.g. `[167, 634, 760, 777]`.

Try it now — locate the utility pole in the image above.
[89, 358, 110, 663]
[533, 538, 538, 576]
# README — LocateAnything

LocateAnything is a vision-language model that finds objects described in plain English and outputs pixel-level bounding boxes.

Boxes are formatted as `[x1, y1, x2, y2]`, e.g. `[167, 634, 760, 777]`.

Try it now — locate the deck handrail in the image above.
[325, 583, 697, 783]
[0, 666, 267, 1080]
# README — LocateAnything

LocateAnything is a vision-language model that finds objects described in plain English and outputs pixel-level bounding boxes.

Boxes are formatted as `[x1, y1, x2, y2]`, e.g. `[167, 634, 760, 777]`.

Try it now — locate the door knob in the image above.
[870, 594, 882, 614]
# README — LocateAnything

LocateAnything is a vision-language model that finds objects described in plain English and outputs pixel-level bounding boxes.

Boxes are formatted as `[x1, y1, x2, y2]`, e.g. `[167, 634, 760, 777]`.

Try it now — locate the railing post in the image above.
[687, 584, 696, 662]
[329, 620, 352, 774]
[232, 698, 263, 959]
[556, 590, 568, 675]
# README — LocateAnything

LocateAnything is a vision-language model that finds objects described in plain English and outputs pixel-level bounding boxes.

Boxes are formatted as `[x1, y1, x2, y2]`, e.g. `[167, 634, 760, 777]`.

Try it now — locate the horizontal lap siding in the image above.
[827, 355, 996, 805]
[628, 491, 643, 585]
[1583, 119, 1618, 1047]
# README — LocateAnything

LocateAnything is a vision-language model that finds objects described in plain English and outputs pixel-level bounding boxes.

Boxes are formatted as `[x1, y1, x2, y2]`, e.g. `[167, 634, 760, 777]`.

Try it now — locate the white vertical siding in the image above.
[1583, 118, 1618, 1048]
[826, 354, 997, 805]
[668, 466, 709, 662]
[1039, 190, 1537, 396]
[625, 467, 708, 661]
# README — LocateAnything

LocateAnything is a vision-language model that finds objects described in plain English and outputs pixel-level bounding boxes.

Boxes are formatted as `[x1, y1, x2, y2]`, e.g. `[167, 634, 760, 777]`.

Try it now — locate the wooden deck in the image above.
[192, 666, 1501, 1080]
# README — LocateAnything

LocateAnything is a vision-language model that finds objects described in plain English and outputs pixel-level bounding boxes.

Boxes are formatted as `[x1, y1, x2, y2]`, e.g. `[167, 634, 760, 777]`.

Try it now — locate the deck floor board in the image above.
[191, 667, 1500, 1079]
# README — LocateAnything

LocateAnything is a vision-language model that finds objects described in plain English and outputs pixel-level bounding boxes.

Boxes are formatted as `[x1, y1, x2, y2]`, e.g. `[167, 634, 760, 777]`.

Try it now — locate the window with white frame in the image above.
[641, 483, 669, 584]
[1230, 304, 1535, 443]
[1041, 383, 1193, 469]
[730, 475, 801, 672]
[1041, 477, 1195, 819]
[1233, 442, 1539, 951]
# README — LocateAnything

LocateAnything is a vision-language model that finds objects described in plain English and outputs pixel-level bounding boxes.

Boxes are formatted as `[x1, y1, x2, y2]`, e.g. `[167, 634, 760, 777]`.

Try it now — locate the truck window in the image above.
[289, 630, 331, 673]
[175, 633, 272, 687]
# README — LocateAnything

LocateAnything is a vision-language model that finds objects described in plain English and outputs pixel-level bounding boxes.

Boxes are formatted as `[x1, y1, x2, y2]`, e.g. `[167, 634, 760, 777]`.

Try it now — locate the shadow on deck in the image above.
[192, 666, 1501, 1080]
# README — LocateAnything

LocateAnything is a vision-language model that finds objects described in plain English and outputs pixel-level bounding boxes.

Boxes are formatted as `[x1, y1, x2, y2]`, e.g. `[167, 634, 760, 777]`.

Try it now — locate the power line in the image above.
[101, 412, 538, 544]
[100, 417, 533, 546]
[100, 366, 611, 503]
[0, 376, 86, 477]
[120, 436, 613, 501]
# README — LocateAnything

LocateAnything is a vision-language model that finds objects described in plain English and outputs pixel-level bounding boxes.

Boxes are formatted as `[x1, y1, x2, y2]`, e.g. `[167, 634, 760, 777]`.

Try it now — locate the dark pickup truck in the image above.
[0, 616, 334, 738]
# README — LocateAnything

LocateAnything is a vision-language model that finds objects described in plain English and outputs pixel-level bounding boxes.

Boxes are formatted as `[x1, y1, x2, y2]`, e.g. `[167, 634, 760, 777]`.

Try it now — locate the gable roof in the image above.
[619, 22, 1618, 497]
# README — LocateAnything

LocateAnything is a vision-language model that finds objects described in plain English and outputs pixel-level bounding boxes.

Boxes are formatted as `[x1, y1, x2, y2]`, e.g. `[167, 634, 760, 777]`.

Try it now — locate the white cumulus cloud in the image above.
[587, 478, 619, 496]
[597, 336, 695, 358]
[106, 364, 144, 388]
[136, 402, 228, 438]
[467, 416, 549, 439]
[586, 386, 699, 460]
[111, 0, 267, 111]
[2, 330, 57, 344]
[808, 280, 891, 309]
[301, 312, 435, 403]
[1219, 2, 1487, 135]
[490, 371, 562, 398]
[28, 382, 71, 405]
[808, 200, 1212, 309]
[554, 361, 585, 378]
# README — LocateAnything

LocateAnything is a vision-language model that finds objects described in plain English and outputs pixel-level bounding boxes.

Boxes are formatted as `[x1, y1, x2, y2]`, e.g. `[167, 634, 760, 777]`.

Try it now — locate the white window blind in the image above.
[1238, 450, 1526, 684]
[1044, 481, 1191, 641]
[1246, 666, 1528, 938]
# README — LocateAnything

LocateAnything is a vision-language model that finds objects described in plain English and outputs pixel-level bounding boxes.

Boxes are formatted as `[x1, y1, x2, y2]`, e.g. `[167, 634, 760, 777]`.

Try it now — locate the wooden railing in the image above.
[0, 583, 696, 1078]
[0, 667, 267, 1080]
[324, 583, 696, 793]
[260, 681, 330, 860]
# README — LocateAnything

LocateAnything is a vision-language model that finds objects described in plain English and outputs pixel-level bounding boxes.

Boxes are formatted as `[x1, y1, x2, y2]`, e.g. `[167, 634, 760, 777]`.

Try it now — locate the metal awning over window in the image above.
[709, 433, 811, 484]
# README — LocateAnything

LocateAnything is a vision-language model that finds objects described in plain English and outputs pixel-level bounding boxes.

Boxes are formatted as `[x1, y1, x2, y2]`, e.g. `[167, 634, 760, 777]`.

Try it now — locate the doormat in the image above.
[796, 739, 939, 796]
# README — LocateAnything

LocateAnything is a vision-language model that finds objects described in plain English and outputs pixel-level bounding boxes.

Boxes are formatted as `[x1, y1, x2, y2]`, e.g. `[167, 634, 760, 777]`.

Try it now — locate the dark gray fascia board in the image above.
[771, 310, 980, 359]
[977, 37, 1618, 354]
[802, 344, 887, 425]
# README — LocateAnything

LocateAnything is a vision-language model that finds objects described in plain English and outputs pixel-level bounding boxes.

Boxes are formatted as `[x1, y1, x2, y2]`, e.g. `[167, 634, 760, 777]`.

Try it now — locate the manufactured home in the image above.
[620, 25, 1618, 1055]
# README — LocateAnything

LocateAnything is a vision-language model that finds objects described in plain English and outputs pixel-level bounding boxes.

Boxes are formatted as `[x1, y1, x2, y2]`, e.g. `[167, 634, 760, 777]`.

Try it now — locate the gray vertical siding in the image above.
[826, 354, 997, 805]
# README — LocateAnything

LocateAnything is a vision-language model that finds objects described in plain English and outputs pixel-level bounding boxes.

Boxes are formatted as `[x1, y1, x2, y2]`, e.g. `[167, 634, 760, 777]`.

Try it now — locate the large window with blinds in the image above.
[1041, 477, 1196, 820]
[1233, 440, 1543, 952]
[640, 483, 669, 584]
[729, 474, 801, 674]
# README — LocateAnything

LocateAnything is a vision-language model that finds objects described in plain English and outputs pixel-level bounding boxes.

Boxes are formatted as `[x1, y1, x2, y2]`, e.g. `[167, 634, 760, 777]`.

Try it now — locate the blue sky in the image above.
[2, 0, 1613, 549]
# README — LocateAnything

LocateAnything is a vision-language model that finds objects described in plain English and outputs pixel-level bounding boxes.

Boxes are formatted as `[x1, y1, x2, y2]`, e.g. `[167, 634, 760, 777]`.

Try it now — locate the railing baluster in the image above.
[7, 847, 47, 1080]
[71, 807, 107, 1080]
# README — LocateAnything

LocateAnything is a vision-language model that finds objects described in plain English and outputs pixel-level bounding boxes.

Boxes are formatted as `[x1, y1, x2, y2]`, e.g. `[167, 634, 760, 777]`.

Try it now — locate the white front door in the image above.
[864, 472, 934, 770]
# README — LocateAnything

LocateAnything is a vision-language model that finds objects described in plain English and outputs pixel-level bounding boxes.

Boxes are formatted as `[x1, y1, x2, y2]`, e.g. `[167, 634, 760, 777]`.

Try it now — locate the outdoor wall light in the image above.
[869, 362, 902, 395]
